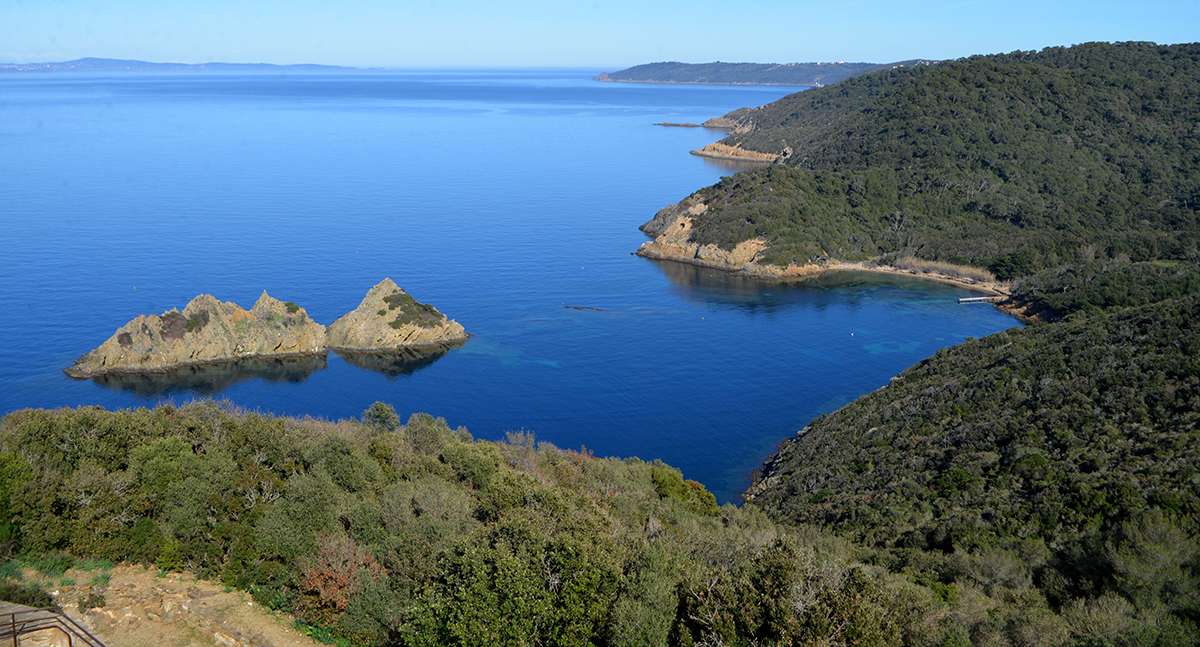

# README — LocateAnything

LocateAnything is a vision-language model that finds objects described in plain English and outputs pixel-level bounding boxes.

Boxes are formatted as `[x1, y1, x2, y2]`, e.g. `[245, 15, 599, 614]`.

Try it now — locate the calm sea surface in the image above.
[0, 70, 1018, 501]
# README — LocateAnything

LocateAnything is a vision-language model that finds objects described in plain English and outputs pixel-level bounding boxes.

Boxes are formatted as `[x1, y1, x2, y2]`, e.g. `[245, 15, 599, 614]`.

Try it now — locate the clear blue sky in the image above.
[2, 0, 1197, 67]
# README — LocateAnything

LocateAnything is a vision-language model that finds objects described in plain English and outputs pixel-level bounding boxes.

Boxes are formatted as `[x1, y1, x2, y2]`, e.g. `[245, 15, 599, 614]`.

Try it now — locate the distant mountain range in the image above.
[0, 57, 357, 74]
[598, 60, 934, 86]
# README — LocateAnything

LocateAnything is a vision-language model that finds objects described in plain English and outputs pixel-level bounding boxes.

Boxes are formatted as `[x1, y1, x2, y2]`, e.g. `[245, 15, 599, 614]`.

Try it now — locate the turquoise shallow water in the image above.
[0, 70, 1019, 501]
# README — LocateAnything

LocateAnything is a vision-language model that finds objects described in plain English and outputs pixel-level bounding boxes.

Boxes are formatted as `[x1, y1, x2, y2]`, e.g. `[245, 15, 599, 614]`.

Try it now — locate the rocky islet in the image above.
[66, 279, 467, 379]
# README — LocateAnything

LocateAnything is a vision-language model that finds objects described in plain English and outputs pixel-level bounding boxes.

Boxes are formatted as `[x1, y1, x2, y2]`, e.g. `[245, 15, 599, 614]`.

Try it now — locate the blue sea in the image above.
[0, 70, 1019, 501]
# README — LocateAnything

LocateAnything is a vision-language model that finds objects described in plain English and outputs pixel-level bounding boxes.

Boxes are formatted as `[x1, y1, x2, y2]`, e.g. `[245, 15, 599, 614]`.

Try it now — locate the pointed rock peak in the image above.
[253, 290, 278, 309]
[371, 277, 402, 293]
[252, 291, 309, 319]
[326, 279, 465, 351]
[184, 294, 222, 313]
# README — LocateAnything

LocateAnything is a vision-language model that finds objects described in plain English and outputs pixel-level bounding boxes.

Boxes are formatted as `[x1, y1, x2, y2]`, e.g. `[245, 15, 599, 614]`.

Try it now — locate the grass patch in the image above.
[88, 572, 111, 587]
[74, 558, 114, 572]
[294, 620, 355, 647]
[888, 256, 996, 283]
[24, 552, 74, 578]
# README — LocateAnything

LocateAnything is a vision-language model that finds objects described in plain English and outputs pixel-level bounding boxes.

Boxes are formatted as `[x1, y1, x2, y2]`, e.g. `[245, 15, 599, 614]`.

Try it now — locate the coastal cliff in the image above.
[66, 292, 326, 378]
[326, 278, 468, 351]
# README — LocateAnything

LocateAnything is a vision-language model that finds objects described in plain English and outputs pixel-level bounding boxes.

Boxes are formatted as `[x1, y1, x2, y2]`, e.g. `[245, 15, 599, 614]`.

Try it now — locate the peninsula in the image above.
[599, 60, 932, 86]
[638, 43, 1199, 295]
[0, 57, 356, 74]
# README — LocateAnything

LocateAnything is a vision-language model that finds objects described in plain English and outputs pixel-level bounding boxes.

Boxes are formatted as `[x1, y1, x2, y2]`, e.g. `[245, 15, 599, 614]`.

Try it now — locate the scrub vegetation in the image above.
[0, 403, 984, 645]
[676, 42, 1200, 280]
[1, 40, 1198, 647]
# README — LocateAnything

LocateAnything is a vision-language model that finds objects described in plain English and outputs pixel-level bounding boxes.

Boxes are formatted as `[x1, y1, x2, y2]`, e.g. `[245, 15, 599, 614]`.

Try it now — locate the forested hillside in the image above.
[7, 398, 1195, 645]
[650, 42, 1200, 279]
[1009, 259, 1200, 320]
[0, 403, 999, 646]
[749, 293, 1200, 643]
[598, 60, 927, 86]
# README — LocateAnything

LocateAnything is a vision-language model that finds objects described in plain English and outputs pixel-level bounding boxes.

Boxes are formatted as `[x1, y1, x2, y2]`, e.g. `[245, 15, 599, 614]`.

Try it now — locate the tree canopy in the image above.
[668, 42, 1200, 279]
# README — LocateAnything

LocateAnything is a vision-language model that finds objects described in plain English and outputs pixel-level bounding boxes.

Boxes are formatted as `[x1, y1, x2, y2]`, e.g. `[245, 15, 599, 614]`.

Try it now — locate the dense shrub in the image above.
[749, 295, 1200, 640]
[662, 43, 1200, 278]
[1010, 259, 1200, 320]
[0, 403, 956, 645]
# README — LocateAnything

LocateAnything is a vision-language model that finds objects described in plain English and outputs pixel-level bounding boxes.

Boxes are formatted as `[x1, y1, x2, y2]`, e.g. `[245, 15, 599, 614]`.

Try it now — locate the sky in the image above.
[1, 0, 1197, 68]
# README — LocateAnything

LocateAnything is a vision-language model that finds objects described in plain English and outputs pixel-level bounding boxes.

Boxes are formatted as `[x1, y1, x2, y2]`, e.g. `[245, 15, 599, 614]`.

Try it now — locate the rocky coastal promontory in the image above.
[67, 279, 468, 378]
[327, 278, 467, 351]
[66, 292, 326, 378]
[637, 195, 1007, 294]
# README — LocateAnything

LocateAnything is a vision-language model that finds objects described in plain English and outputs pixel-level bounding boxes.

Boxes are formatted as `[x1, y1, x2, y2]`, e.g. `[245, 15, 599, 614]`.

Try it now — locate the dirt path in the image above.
[48, 564, 323, 647]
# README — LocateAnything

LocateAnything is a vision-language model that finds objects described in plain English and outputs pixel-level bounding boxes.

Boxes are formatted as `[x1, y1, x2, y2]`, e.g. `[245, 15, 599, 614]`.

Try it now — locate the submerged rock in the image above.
[66, 292, 326, 378]
[327, 278, 467, 351]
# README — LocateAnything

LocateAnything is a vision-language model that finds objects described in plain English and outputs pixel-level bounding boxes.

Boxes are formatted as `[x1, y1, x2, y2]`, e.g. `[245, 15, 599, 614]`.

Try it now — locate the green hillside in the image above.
[599, 60, 928, 86]
[658, 42, 1200, 279]
[0, 403, 967, 646]
[749, 294, 1200, 642]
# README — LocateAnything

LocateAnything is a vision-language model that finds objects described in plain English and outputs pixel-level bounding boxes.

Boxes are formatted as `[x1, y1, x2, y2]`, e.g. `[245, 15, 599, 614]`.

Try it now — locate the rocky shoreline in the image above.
[67, 279, 467, 378]
[689, 142, 779, 163]
[636, 199, 1013, 301]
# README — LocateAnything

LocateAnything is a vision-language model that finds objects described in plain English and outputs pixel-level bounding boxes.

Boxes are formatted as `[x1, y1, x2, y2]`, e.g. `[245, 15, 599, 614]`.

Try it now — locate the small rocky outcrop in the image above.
[327, 278, 467, 351]
[702, 107, 758, 133]
[67, 292, 326, 378]
[690, 142, 779, 163]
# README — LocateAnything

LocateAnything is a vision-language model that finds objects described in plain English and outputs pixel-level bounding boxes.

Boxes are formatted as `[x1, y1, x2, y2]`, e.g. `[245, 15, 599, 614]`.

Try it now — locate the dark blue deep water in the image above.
[0, 70, 1019, 501]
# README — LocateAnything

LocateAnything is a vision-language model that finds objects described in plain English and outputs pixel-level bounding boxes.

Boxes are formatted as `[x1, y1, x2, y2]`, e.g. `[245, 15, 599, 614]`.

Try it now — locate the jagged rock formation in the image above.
[326, 278, 467, 351]
[66, 292, 326, 378]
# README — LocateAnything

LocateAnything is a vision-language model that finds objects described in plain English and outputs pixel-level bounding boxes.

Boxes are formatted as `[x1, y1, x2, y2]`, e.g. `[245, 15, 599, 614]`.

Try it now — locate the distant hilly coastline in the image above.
[598, 60, 934, 86]
[0, 57, 358, 73]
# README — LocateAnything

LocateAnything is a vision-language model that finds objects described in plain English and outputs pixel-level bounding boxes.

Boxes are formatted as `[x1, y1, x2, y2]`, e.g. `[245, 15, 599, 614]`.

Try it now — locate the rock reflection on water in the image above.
[89, 342, 468, 395]
[696, 154, 776, 175]
[90, 353, 328, 396]
[334, 341, 464, 378]
[648, 259, 959, 313]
